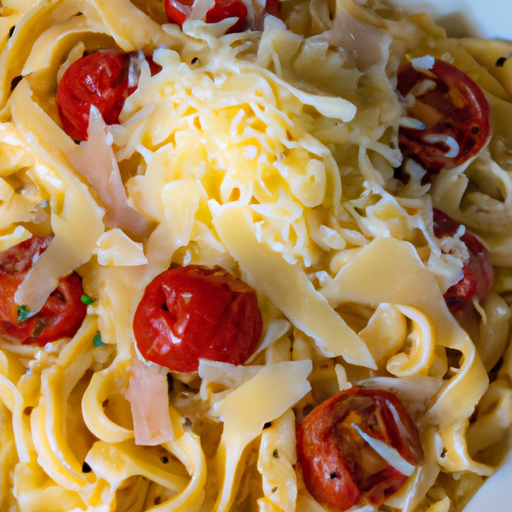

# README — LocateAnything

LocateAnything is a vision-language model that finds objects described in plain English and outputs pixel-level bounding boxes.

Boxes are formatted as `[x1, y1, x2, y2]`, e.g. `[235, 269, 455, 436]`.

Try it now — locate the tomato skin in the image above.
[398, 60, 490, 174]
[296, 387, 424, 512]
[205, 0, 248, 32]
[133, 265, 262, 373]
[433, 208, 494, 312]
[164, 0, 280, 33]
[0, 236, 87, 346]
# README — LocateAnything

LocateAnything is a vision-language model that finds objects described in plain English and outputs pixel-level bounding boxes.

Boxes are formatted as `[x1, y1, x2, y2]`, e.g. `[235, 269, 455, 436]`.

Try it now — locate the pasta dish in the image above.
[0, 0, 511, 511]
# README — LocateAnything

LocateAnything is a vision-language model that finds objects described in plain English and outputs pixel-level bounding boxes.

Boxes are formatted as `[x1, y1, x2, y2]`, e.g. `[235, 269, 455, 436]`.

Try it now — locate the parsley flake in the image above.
[17, 305, 32, 322]
[93, 332, 106, 347]
[81, 294, 94, 305]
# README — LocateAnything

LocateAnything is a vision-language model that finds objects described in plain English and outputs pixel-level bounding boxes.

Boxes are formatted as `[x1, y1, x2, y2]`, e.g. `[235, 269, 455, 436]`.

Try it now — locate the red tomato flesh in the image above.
[0, 236, 87, 346]
[133, 265, 262, 373]
[398, 59, 490, 174]
[296, 387, 424, 512]
[433, 208, 494, 313]
[164, 0, 280, 33]
[57, 50, 161, 141]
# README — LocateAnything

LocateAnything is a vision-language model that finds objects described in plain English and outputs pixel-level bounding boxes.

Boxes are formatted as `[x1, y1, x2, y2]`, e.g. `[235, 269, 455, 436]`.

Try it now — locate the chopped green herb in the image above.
[17, 305, 31, 322]
[32, 320, 46, 338]
[81, 294, 94, 305]
[93, 332, 106, 347]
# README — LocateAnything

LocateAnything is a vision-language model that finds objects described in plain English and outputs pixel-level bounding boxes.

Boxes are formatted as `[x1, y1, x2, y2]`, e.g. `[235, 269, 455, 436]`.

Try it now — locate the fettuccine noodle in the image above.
[0, 0, 511, 511]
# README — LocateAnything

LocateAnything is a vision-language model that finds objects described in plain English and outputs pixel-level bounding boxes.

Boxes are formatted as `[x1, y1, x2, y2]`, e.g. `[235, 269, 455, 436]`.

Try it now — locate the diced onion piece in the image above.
[126, 356, 174, 446]
[189, 0, 216, 20]
[399, 117, 425, 130]
[423, 134, 460, 158]
[411, 55, 436, 73]
[352, 424, 416, 477]
[67, 106, 150, 238]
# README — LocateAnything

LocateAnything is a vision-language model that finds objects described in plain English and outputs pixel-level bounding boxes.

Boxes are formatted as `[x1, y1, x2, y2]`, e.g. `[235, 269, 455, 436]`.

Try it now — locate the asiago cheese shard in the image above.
[214, 206, 376, 369]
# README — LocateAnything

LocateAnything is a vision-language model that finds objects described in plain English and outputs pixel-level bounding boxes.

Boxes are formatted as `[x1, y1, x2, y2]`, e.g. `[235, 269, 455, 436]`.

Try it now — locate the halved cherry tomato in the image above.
[164, 0, 280, 33]
[398, 59, 490, 174]
[433, 208, 494, 313]
[133, 265, 262, 373]
[0, 236, 87, 346]
[57, 50, 161, 141]
[296, 387, 424, 512]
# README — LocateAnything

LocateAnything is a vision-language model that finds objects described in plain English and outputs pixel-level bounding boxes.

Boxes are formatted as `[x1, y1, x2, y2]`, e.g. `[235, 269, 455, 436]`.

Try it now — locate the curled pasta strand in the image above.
[257, 410, 298, 512]
[386, 305, 436, 377]
[438, 421, 494, 476]
[82, 358, 134, 444]
[466, 379, 512, 456]
[359, 303, 407, 369]
[31, 317, 99, 490]
[476, 291, 511, 372]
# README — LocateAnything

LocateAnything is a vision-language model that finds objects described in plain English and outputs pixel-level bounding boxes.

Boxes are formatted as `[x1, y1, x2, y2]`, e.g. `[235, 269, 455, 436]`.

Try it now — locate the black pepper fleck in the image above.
[302, 404, 314, 416]
[161, 456, 169, 464]
[191, 57, 199, 65]
[496, 57, 508, 67]
[8, 26, 15, 38]
[82, 462, 92, 473]
[10, 76, 22, 91]
[330, 472, 338, 479]
[271, 486, 278, 493]
[263, 422, 272, 430]
[272, 449, 279, 459]
[471, 127, 480, 135]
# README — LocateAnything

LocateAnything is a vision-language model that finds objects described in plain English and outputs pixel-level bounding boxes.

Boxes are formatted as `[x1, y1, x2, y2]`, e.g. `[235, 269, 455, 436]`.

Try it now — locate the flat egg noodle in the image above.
[0, 0, 511, 511]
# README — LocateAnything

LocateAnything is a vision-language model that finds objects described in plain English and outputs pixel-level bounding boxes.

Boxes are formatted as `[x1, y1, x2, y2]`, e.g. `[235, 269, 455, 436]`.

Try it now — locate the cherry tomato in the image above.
[57, 50, 161, 141]
[133, 265, 262, 373]
[0, 236, 87, 346]
[296, 387, 424, 512]
[433, 208, 494, 313]
[398, 59, 490, 174]
[164, 0, 280, 33]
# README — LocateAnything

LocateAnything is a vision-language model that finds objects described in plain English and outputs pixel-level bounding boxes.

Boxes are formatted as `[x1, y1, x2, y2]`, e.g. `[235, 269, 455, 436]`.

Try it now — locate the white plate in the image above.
[391, 1, 511, 511]
[392, 0, 512, 39]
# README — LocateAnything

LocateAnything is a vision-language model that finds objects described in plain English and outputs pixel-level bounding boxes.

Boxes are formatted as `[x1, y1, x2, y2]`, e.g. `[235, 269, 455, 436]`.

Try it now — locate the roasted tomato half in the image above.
[398, 59, 490, 174]
[0, 235, 87, 346]
[164, 0, 281, 33]
[433, 208, 494, 313]
[133, 265, 262, 373]
[297, 387, 424, 512]
[57, 50, 160, 141]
